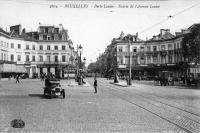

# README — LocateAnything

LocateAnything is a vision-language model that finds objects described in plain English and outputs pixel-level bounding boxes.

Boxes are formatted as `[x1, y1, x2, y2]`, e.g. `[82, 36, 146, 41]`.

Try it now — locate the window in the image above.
[54, 46, 58, 50]
[132, 56, 137, 65]
[118, 56, 123, 64]
[55, 55, 58, 62]
[168, 55, 173, 64]
[4, 42, 6, 47]
[153, 46, 157, 51]
[153, 56, 157, 64]
[62, 56, 65, 62]
[161, 56, 166, 64]
[26, 55, 29, 61]
[161, 45, 165, 51]
[43, 35, 47, 40]
[140, 47, 144, 52]
[47, 45, 51, 50]
[125, 46, 129, 52]
[32, 56, 35, 62]
[11, 43, 14, 48]
[168, 44, 172, 50]
[51, 36, 54, 40]
[39, 45, 43, 50]
[7, 43, 8, 48]
[39, 35, 43, 40]
[32, 45, 35, 50]
[26, 45, 29, 50]
[54, 34, 58, 40]
[47, 55, 51, 62]
[118, 46, 123, 52]
[62, 45, 66, 50]
[177, 42, 179, 49]
[4, 54, 7, 60]
[39, 56, 43, 62]
[174, 43, 177, 49]
[140, 57, 145, 64]
[10, 54, 14, 61]
[17, 55, 21, 61]
[147, 55, 151, 64]
[47, 36, 51, 40]
[1, 41, 3, 46]
[1, 53, 3, 60]
[125, 56, 129, 64]
[18, 44, 21, 49]
[147, 46, 151, 52]
[133, 47, 137, 53]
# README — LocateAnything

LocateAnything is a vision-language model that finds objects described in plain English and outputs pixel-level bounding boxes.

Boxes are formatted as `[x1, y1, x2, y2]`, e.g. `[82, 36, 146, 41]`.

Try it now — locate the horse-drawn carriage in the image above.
[43, 78, 65, 99]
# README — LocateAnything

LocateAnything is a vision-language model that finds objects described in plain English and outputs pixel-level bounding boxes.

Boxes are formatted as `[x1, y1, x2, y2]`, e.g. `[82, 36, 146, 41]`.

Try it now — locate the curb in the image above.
[109, 82, 129, 87]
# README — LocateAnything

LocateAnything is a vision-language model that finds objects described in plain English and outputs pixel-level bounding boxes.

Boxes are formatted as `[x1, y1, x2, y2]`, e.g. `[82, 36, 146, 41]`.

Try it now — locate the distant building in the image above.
[112, 28, 196, 79]
[0, 23, 76, 78]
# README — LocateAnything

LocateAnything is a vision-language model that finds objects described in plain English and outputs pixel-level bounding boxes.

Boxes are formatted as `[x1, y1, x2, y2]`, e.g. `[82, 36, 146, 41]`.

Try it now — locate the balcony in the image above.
[37, 61, 69, 65]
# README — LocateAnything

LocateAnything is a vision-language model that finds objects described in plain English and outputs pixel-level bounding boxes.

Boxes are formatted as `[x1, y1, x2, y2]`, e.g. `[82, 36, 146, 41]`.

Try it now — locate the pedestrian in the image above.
[41, 73, 44, 82]
[16, 74, 20, 83]
[93, 78, 97, 94]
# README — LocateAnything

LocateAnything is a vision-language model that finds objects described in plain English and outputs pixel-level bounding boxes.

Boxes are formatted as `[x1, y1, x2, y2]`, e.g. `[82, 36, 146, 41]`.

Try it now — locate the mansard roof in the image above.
[148, 32, 175, 41]
[0, 28, 10, 38]
[112, 34, 144, 44]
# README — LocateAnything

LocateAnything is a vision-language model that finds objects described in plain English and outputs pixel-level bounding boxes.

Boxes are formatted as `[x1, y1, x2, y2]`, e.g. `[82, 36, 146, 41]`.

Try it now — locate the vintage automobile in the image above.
[43, 78, 65, 99]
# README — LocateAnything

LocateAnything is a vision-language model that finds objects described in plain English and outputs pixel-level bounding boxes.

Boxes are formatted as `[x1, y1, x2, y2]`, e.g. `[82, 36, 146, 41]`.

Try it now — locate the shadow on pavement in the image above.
[28, 94, 45, 99]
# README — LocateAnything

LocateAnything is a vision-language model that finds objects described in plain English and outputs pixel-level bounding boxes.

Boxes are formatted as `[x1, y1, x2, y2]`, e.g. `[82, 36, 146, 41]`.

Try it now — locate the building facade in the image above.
[114, 29, 194, 79]
[0, 24, 76, 78]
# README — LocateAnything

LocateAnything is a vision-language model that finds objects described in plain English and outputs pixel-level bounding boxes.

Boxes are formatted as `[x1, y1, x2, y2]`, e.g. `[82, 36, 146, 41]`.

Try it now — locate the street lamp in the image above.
[78, 44, 83, 85]
[128, 39, 132, 85]
[75, 57, 78, 82]
[78, 44, 83, 69]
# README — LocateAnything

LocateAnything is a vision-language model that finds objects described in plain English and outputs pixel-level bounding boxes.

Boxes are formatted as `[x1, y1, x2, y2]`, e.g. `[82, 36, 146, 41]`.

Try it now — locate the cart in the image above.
[43, 78, 65, 99]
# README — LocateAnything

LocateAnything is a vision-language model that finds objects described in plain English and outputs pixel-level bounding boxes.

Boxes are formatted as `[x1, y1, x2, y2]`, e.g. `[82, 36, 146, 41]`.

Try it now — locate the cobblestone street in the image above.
[0, 78, 200, 132]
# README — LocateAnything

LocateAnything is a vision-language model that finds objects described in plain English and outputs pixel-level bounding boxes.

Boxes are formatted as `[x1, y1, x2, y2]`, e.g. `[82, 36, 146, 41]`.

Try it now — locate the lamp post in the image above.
[128, 39, 132, 85]
[83, 57, 86, 78]
[83, 57, 86, 68]
[78, 44, 83, 85]
[75, 58, 78, 82]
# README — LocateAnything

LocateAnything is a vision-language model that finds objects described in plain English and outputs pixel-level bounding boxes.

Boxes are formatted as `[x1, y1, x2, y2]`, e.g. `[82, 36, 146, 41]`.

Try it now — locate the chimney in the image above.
[59, 24, 63, 33]
[135, 32, 138, 41]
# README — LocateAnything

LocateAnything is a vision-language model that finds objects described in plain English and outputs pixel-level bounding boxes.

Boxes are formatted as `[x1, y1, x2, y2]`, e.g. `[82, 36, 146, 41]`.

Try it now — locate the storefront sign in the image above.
[118, 65, 127, 68]
[190, 67, 200, 73]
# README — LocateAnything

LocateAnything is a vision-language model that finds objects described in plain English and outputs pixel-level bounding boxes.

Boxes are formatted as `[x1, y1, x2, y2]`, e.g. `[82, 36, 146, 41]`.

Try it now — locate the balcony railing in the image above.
[37, 61, 69, 65]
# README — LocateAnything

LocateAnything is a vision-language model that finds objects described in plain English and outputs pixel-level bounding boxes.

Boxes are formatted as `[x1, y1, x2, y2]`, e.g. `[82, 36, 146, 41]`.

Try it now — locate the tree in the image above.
[182, 24, 200, 64]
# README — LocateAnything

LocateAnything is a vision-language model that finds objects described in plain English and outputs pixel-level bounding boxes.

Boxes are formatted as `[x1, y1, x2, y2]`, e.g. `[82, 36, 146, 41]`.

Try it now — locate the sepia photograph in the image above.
[0, 0, 200, 132]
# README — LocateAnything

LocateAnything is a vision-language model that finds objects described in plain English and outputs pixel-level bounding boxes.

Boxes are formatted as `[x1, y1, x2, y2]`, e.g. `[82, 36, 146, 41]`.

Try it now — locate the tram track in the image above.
[95, 79, 200, 133]
[99, 79, 200, 119]
[135, 84, 200, 114]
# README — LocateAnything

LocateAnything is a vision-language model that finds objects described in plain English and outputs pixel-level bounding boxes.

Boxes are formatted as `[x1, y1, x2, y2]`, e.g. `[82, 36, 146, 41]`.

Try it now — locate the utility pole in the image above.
[128, 39, 132, 85]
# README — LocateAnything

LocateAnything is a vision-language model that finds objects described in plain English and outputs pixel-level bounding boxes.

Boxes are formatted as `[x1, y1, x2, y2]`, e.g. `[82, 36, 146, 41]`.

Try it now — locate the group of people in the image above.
[40, 73, 56, 82]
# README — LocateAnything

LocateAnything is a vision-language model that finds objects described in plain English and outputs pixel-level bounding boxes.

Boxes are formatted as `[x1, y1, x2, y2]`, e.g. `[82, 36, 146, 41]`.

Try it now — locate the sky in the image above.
[0, 0, 200, 65]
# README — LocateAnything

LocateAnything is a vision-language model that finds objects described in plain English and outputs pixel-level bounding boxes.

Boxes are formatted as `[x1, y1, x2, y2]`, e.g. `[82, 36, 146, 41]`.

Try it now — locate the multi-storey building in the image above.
[114, 29, 190, 79]
[0, 24, 76, 78]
